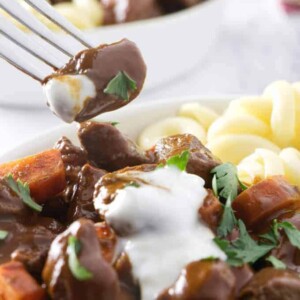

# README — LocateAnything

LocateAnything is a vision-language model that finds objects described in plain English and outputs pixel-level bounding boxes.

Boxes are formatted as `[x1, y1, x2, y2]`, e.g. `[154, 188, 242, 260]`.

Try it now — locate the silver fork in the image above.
[0, 0, 94, 82]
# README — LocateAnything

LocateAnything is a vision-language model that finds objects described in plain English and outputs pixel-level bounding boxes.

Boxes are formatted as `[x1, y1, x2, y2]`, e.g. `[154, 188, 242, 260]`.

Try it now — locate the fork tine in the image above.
[24, 0, 93, 48]
[0, 38, 44, 82]
[0, 15, 62, 69]
[0, 0, 76, 57]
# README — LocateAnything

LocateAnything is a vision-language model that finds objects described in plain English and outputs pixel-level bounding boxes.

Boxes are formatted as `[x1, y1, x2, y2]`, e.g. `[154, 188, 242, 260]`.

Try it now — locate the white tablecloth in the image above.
[1, 0, 300, 155]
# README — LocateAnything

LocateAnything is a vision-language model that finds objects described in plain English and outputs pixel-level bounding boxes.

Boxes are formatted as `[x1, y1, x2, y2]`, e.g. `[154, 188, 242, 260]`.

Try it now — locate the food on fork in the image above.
[43, 39, 146, 123]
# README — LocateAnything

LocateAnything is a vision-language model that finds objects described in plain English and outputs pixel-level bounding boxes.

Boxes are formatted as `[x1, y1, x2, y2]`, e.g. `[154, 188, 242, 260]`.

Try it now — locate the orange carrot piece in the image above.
[0, 149, 66, 203]
[0, 261, 45, 300]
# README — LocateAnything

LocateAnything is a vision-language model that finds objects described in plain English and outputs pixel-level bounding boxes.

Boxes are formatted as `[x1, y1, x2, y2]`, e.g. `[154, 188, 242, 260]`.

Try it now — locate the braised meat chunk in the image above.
[43, 219, 119, 300]
[199, 189, 223, 232]
[79, 121, 151, 171]
[68, 164, 106, 223]
[158, 0, 203, 13]
[157, 260, 236, 300]
[0, 179, 64, 277]
[150, 134, 221, 187]
[101, 0, 162, 25]
[239, 268, 300, 300]
[232, 176, 300, 232]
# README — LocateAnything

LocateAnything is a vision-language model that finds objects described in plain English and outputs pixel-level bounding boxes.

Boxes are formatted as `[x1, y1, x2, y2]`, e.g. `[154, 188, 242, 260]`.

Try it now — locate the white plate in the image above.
[0, 0, 225, 107]
[0, 95, 232, 163]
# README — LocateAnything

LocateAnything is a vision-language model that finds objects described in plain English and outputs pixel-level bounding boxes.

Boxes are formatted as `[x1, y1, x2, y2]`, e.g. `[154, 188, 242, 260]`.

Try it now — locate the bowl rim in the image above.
[83, 0, 222, 33]
[0, 94, 242, 162]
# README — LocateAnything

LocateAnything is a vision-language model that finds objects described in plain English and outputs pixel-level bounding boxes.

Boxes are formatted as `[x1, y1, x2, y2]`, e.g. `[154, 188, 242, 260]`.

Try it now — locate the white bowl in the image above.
[0, 0, 224, 108]
[0, 95, 232, 163]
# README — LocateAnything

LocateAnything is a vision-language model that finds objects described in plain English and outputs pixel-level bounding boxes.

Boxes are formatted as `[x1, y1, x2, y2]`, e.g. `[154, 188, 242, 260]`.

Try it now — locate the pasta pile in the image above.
[206, 81, 300, 164]
[138, 81, 300, 173]
[238, 148, 300, 188]
[53, 0, 103, 30]
[1, 0, 103, 30]
[138, 102, 219, 150]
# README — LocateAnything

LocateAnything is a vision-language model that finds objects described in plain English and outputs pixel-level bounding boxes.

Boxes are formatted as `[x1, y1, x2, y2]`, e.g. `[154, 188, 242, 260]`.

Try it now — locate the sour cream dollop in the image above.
[94, 166, 226, 300]
[43, 74, 96, 123]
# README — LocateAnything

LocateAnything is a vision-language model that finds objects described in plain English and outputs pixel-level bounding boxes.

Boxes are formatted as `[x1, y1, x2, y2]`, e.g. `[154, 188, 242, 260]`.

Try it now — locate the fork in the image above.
[0, 0, 95, 82]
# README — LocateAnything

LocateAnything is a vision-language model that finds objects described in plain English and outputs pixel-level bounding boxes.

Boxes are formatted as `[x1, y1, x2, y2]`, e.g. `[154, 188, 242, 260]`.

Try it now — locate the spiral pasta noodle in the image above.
[238, 148, 300, 188]
[1, 0, 103, 30]
[206, 81, 300, 164]
[137, 102, 219, 150]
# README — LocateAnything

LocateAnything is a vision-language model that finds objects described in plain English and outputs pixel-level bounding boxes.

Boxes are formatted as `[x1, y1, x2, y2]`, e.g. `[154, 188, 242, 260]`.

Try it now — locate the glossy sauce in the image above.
[44, 39, 146, 123]
[94, 166, 226, 299]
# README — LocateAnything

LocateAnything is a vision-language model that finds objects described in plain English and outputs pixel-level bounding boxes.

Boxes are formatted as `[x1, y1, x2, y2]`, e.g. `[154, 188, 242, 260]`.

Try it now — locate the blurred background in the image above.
[1, 0, 300, 153]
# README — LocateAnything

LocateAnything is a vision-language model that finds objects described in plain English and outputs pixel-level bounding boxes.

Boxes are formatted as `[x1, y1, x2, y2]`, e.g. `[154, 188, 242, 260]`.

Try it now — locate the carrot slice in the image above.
[0, 149, 66, 203]
[0, 261, 45, 300]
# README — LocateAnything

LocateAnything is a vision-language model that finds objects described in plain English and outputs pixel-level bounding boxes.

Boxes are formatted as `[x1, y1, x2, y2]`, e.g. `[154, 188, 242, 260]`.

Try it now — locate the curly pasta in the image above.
[137, 103, 219, 150]
[238, 148, 300, 188]
[206, 81, 300, 164]
[1, 0, 103, 30]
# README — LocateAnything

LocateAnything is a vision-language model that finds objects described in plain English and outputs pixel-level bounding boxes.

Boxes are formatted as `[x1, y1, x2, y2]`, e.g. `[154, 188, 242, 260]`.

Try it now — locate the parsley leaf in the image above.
[110, 122, 119, 126]
[211, 163, 240, 200]
[266, 255, 286, 270]
[166, 150, 190, 171]
[212, 175, 218, 196]
[217, 195, 238, 237]
[125, 182, 140, 188]
[5, 174, 42, 212]
[214, 220, 276, 266]
[0, 230, 8, 240]
[67, 236, 93, 281]
[104, 71, 137, 101]
[239, 179, 248, 191]
[277, 221, 300, 249]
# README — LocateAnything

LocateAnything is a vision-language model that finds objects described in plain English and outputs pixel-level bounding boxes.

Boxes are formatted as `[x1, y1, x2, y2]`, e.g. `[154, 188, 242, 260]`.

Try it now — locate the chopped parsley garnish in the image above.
[110, 122, 119, 126]
[125, 182, 140, 188]
[217, 195, 237, 238]
[104, 71, 137, 101]
[211, 163, 246, 200]
[276, 221, 300, 249]
[266, 256, 286, 270]
[214, 220, 277, 266]
[211, 163, 300, 267]
[5, 174, 42, 212]
[67, 236, 93, 281]
[166, 150, 190, 171]
[0, 230, 8, 240]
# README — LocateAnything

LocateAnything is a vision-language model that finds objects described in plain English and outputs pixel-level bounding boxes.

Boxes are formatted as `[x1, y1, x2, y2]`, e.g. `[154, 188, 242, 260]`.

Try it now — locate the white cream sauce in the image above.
[94, 166, 226, 300]
[43, 74, 96, 123]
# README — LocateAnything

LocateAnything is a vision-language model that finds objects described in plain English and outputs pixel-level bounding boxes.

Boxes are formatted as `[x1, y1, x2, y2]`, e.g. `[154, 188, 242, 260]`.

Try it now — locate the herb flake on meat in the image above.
[5, 174, 42, 212]
[0, 230, 8, 240]
[266, 256, 286, 270]
[217, 195, 237, 238]
[104, 71, 137, 101]
[214, 220, 277, 267]
[67, 236, 93, 281]
[166, 150, 190, 171]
